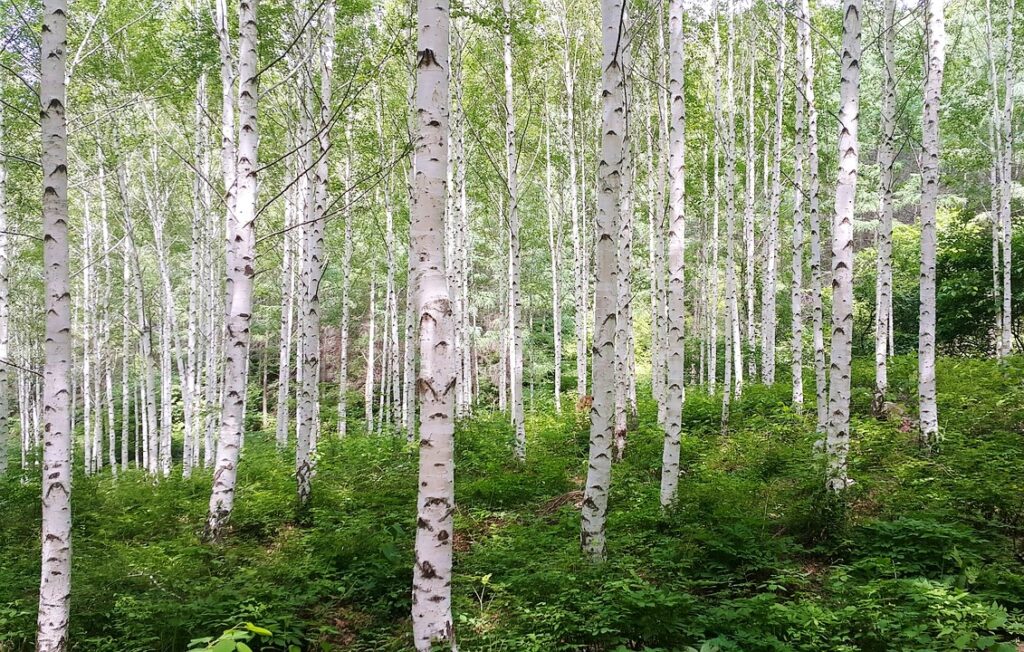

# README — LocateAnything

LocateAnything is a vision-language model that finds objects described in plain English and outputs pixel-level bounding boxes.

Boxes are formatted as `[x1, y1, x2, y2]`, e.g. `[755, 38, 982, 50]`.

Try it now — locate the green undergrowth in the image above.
[2, 355, 1024, 651]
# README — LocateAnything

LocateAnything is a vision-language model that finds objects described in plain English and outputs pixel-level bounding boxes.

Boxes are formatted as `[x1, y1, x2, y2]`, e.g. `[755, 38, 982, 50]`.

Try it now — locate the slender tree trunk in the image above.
[873, 0, 897, 414]
[805, 4, 826, 433]
[986, 0, 1005, 360]
[545, 117, 562, 413]
[999, 0, 1014, 357]
[563, 17, 586, 402]
[365, 278, 376, 432]
[614, 20, 634, 460]
[723, 0, 742, 406]
[205, 0, 260, 540]
[660, 0, 686, 506]
[0, 104, 8, 478]
[297, 1, 335, 505]
[581, 0, 625, 562]
[709, 8, 721, 396]
[762, 4, 785, 385]
[825, 0, 862, 491]
[338, 123, 353, 438]
[743, 44, 757, 384]
[918, 0, 945, 447]
[409, 0, 457, 643]
[276, 137, 296, 447]
[791, 0, 806, 411]
[503, 0, 525, 460]
[37, 0, 73, 641]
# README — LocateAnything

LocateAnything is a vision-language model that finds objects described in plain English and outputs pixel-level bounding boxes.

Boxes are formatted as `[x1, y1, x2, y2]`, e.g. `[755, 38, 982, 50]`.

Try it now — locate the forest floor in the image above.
[2, 355, 1024, 651]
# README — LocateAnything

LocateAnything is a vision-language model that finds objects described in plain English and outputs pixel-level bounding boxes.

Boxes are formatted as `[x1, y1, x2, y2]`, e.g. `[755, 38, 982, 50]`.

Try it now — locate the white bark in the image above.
[338, 123, 353, 438]
[874, 0, 896, 411]
[805, 4, 825, 433]
[918, 0, 945, 446]
[37, 0, 73, 641]
[791, 0, 806, 410]
[545, 117, 562, 413]
[0, 104, 8, 477]
[723, 0, 742, 405]
[409, 0, 457, 644]
[825, 0, 862, 491]
[186, 72, 208, 472]
[762, 4, 785, 385]
[276, 136, 296, 447]
[999, 0, 1014, 357]
[581, 0, 625, 562]
[660, 0, 685, 507]
[504, 0, 525, 461]
[743, 46, 757, 383]
[614, 21, 634, 460]
[562, 13, 586, 402]
[297, 0, 335, 505]
[365, 278, 376, 432]
[206, 0, 260, 539]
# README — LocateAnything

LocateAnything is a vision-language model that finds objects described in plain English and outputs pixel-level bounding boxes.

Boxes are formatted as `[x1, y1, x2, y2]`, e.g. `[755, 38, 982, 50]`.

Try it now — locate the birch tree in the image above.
[0, 104, 9, 478]
[409, 0, 457, 643]
[791, 0, 808, 410]
[581, 0, 624, 562]
[919, 0, 946, 447]
[762, 4, 785, 385]
[206, 0, 260, 540]
[825, 0, 862, 492]
[37, 0, 73, 643]
[874, 0, 897, 413]
[297, 0, 335, 506]
[660, 0, 685, 507]
[504, 0, 526, 460]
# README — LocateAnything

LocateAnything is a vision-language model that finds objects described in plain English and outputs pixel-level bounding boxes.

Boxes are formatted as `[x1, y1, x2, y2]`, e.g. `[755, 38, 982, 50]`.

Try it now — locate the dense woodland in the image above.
[1, 0, 1023, 648]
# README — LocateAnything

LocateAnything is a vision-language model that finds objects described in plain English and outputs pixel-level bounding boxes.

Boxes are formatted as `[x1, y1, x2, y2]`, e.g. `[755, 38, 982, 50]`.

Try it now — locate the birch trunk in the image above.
[873, 0, 896, 413]
[998, 0, 1014, 357]
[762, 4, 785, 385]
[743, 47, 756, 384]
[563, 15, 586, 401]
[545, 118, 562, 413]
[660, 0, 686, 506]
[614, 23, 634, 460]
[805, 3, 826, 433]
[297, 1, 335, 505]
[409, 0, 457, 643]
[918, 0, 945, 447]
[205, 0, 260, 540]
[724, 0, 742, 401]
[581, 0, 625, 562]
[709, 7, 721, 395]
[276, 139, 296, 447]
[504, 0, 525, 460]
[0, 105, 8, 478]
[338, 123, 353, 438]
[365, 278, 376, 432]
[825, 0, 862, 491]
[37, 0, 73, 640]
[986, 0, 1004, 360]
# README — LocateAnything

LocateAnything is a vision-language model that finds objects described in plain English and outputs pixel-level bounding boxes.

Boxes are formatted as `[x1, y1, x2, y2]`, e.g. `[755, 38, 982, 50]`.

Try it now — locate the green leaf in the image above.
[245, 623, 273, 636]
[211, 639, 235, 652]
[236, 644, 253, 652]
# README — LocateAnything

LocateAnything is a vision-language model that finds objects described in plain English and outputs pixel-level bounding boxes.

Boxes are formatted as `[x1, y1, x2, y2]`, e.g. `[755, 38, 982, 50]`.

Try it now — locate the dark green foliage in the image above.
[2, 357, 1024, 650]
